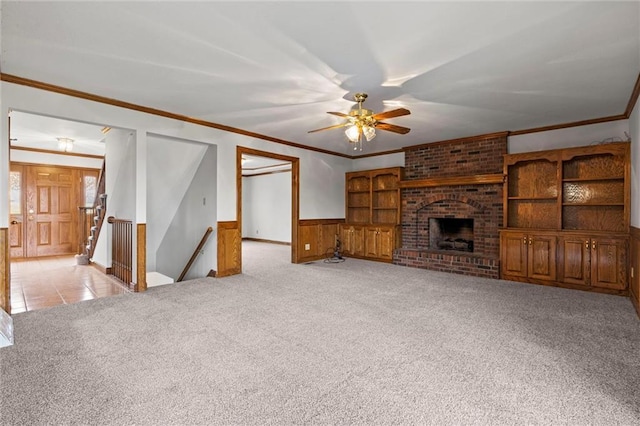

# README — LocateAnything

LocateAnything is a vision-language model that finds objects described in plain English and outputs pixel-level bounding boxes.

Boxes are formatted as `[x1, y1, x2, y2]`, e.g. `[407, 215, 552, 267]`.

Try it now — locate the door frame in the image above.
[236, 146, 300, 265]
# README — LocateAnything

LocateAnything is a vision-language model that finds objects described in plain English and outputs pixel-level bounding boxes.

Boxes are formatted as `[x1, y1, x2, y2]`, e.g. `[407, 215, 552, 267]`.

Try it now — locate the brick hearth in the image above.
[393, 133, 507, 278]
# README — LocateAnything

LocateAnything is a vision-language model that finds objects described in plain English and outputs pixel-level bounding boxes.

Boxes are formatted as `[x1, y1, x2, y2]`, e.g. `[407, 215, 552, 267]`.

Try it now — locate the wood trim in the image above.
[399, 173, 504, 188]
[10, 161, 101, 171]
[0, 228, 9, 314]
[10, 145, 104, 159]
[242, 169, 291, 178]
[502, 274, 629, 296]
[236, 146, 300, 265]
[630, 226, 640, 318]
[624, 72, 640, 118]
[242, 161, 291, 171]
[136, 223, 146, 292]
[4, 72, 640, 160]
[217, 221, 241, 277]
[90, 261, 108, 274]
[403, 131, 509, 151]
[354, 148, 404, 159]
[509, 115, 627, 136]
[298, 218, 345, 226]
[242, 237, 291, 246]
[1, 73, 352, 159]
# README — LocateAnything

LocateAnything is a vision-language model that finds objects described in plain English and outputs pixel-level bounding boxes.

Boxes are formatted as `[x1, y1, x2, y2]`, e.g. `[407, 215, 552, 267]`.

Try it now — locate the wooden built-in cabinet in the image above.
[501, 231, 557, 282]
[500, 142, 630, 295]
[341, 167, 403, 262]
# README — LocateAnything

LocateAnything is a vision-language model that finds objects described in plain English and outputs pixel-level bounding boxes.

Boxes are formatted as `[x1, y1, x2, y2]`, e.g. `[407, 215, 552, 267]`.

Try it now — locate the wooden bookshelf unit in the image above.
[500, 142, 630, 294]
[341, 167, 403, 262]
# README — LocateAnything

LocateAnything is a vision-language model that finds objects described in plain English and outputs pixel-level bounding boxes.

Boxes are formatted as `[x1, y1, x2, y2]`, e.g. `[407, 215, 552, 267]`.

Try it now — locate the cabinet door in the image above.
[528, 234, 557, 282]
[352, 226, 365, 257]
[500, 232, 528, 278]
[590, 238, 627, 290]
[339, 225, 353, 255]
[364, 227, 379, 258]
[559, 235, 590, 286]
[377, 227, 395, 260]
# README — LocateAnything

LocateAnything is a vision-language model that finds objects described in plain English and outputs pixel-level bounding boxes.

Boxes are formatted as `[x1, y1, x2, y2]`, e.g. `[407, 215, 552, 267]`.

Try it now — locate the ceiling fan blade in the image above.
[372, 108, 411, 121]
[376, 122, 411, 134]
[308, 122, 349, 133]
[327, 111, 350, 118]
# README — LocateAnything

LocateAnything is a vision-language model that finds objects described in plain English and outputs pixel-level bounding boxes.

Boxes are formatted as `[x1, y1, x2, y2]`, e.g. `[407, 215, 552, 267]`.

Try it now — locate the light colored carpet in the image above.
[1, 241, 639, 425]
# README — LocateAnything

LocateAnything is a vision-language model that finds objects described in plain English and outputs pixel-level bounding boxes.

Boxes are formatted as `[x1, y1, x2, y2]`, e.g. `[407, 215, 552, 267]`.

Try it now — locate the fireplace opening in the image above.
[429, 218, 474, 252]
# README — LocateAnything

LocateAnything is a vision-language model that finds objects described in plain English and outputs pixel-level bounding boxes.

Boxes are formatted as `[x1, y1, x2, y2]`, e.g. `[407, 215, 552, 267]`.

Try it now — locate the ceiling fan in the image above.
[308, 93, 411, 150]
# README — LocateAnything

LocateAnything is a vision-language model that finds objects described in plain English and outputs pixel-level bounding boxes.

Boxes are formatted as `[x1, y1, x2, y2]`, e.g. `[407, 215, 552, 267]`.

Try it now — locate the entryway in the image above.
[10, 255, 128, 313]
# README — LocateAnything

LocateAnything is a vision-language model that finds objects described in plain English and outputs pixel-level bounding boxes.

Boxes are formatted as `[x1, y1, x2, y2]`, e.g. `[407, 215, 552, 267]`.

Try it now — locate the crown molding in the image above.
[0, 73, 352, 159]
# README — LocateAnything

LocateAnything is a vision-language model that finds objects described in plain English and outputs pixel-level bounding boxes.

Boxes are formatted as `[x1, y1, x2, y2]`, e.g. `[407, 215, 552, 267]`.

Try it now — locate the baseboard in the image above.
[90, 261, 108, 274]
[630, 226, 640, 318]
[242, 237, 291, 246]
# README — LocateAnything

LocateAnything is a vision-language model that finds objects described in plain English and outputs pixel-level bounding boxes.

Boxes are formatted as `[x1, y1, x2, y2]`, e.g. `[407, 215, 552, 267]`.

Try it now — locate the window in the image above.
[9, 171, 21, 215]
[84, 174, 97, 207]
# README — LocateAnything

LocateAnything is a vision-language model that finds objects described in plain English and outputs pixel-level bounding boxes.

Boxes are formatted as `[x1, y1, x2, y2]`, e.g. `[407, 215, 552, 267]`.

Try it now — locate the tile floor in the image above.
[10, 255, 129, 314]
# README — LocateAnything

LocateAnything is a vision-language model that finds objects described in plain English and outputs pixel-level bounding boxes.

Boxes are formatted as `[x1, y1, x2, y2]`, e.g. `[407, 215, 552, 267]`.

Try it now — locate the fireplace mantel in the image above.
[399, 173, 504, 189]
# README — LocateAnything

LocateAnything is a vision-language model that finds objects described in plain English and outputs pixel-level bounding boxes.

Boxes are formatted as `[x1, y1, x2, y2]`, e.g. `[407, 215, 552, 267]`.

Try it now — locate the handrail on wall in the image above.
[178, 226, 214, 282]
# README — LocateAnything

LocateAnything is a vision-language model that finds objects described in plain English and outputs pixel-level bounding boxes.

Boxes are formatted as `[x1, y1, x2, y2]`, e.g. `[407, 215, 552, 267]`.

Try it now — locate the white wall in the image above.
[146, 135, 208, 271]
[92, 129, 136, 268]
[156, 146, 217, 280]
[0, 82, 350, 272]
[630, 102, 639, 228]
[351, 152, 405, 171]
[508, 120, 630, 153]
[242, 172, 292, 242]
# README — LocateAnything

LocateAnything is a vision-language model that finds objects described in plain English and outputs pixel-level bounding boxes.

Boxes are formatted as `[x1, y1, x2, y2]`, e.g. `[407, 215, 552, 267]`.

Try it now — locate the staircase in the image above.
[84, 161, 107, 259]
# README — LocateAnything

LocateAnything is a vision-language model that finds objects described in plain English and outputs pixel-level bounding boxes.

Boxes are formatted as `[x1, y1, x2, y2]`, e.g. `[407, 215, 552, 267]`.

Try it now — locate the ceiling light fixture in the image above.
[344, 93, 377, 151]
[308, 92, 410, 152]
[57, 137, 74, 152]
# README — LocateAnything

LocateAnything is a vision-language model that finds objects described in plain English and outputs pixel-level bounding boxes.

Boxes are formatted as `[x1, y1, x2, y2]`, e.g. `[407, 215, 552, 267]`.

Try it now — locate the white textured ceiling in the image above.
[2, 1, 639, 156]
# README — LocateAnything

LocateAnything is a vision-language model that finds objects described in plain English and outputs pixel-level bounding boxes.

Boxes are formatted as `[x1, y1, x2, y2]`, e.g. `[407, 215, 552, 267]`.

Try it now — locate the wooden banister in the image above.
[178, 227, 214, 282]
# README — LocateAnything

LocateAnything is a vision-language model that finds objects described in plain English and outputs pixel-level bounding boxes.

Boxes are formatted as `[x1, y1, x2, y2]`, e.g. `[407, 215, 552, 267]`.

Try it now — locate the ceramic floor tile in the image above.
[10, 255, 130, 312]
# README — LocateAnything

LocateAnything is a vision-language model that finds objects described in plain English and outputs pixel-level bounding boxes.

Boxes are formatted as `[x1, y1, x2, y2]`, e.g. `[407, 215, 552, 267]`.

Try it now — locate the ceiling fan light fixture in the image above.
[362, 125, 376, 142]
[57, 137, 74, 152]
[345, 125, 361, 143]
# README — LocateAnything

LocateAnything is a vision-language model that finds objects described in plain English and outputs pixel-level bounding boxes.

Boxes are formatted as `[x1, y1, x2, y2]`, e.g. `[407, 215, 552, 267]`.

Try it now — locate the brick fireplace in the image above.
[393, 133, 507, 278]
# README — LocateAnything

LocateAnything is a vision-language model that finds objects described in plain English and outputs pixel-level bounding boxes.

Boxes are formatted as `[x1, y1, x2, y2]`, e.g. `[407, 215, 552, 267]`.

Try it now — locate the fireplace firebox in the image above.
[429, 218, 474, 252]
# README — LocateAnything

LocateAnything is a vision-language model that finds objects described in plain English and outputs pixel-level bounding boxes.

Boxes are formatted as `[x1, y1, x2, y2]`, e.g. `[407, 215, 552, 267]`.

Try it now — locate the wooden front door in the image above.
[25, 165, 78, 257]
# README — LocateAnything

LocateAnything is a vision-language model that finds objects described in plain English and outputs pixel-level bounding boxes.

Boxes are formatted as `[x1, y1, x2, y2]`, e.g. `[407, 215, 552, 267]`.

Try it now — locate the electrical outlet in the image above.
[304, 243, 310, 251]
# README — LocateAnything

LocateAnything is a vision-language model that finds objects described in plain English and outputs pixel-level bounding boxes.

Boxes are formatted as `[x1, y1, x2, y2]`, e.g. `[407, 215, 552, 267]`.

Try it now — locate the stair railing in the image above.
[177, 227, 214, 282]
[107, 216, 133, 286]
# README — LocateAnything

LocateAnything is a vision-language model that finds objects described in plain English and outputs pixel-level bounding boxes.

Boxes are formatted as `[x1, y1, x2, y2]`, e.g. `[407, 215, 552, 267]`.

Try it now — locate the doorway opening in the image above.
[236, 147, 299, 272]
[6, 110, 116, 313]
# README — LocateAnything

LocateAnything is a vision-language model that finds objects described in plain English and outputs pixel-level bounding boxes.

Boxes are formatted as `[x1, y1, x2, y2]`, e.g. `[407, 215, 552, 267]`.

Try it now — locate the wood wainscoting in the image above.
[630, 226, 640, 318]
[217, 221, 241, 277]
[297, 219, 345, 263]
[1, 228, 10, 314]
[136, 223, 147, 292]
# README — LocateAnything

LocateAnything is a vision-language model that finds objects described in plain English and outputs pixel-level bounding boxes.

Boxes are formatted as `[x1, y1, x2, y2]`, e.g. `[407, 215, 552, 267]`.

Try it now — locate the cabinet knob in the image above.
[528, 237, 532, 245]
[592, 241, 597, 250]
[585, 240, 590, 249]
[523, 237, 527, 245]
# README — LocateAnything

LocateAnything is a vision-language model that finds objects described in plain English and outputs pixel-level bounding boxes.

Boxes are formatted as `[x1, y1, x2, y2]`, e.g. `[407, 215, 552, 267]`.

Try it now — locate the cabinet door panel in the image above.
[591, 238, 626, 290]
[501, 232, 528, 277]
[560, 236, 589, 286]
[377, 227, 395, 260]
[528, 235, 557, 281]
[364, 227, 379, 258]
[352, 226, 365, 257]
[339, 225, 353, 255]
